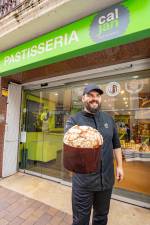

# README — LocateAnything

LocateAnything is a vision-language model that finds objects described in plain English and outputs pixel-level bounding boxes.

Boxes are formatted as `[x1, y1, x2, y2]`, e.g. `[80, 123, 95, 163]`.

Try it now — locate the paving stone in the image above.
[63, 213, 72, 224]
[48, 211, 66, 225]
[0, 210, 8, 219]
[34, 213, 52, 225]
[0, 187, 71, 225]
[0, 218, 9, 225]
[20, 215, 38, 225]
[47, 206, 59, 216]
[10, 216, 25, 225]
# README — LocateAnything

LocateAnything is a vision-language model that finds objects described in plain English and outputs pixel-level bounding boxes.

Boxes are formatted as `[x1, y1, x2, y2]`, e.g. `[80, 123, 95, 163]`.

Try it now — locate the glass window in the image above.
[20, 70, 150, 203]
[68, 72, 150, 203]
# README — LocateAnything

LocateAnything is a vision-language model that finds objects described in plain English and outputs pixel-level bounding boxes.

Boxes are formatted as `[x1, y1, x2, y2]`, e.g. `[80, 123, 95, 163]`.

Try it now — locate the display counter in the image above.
[20, 132, 63, 162]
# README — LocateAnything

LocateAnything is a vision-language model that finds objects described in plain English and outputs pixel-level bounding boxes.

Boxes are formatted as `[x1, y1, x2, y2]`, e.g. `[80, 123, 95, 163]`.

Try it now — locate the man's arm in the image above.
[64, 116, 76, 133]
[113, 148, 124, 182]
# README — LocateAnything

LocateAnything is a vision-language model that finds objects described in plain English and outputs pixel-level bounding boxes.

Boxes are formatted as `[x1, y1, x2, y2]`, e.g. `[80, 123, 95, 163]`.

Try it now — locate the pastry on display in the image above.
[125, 142, 149, 152]
[63, 125, 103, 173]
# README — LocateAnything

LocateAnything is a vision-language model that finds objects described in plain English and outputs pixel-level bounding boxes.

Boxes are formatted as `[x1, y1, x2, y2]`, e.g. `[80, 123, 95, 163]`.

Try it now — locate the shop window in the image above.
[70, 75, 150, 199]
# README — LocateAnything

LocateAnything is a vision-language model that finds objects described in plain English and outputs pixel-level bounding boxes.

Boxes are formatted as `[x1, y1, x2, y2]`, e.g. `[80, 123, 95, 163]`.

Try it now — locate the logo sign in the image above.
[125, 80, 143, 94]
[104, 123, 109, 128]
[0, 0, 150, 77]
[90, 5, 129, 43]
[106, 82, 120, 96]
[2, 88, 8, 97]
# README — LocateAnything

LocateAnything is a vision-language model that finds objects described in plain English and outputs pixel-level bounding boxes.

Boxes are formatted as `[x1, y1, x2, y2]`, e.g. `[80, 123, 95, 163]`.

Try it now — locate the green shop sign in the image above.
[0, 0, 150, 77]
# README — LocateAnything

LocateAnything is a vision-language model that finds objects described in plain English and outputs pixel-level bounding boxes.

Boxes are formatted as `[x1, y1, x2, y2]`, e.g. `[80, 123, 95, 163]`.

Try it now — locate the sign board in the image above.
[0, 0, 150, 77]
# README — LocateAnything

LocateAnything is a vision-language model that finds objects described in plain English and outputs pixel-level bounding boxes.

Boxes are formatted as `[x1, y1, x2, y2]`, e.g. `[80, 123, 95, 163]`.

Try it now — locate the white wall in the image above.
[2, 83, 22, 177]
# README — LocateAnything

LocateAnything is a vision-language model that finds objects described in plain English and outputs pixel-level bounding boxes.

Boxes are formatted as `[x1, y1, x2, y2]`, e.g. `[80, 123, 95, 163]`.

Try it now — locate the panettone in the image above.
[64, 125, 103, 148]
[63, 125, 103, 173]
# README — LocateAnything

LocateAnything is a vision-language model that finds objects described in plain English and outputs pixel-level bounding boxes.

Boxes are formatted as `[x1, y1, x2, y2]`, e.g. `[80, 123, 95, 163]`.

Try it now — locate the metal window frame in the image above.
[23, 58, 150, 90]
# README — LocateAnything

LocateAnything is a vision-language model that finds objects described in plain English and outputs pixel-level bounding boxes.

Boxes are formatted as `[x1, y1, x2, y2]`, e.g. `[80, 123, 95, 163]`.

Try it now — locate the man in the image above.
[65, 84, 124, 225]
[125, 124, 131, 142]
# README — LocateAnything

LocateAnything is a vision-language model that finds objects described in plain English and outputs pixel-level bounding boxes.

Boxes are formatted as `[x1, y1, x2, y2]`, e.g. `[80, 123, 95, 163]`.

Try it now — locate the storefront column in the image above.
[0, 82, 7, 177]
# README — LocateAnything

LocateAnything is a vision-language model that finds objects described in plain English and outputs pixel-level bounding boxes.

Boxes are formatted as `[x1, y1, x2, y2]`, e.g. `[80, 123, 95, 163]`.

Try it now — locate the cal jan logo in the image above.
[104, 123, 109, 128]
[90, 4, 129, 43]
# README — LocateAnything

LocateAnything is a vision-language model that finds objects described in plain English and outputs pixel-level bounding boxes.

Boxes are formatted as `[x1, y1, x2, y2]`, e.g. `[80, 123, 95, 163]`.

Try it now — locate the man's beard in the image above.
[84, 100, 101, 113]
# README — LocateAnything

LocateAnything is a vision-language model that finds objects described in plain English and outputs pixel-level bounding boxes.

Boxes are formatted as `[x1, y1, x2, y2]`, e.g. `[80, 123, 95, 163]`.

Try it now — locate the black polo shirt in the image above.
[64, 111, 121, 191]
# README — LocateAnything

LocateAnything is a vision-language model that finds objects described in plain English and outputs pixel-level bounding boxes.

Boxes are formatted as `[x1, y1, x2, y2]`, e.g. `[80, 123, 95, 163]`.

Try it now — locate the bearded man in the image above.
[65, 84, 124, 225]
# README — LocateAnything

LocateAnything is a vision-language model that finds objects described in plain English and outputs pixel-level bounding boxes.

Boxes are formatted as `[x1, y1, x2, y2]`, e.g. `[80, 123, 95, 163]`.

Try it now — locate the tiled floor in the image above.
[0, 172, 150, 225]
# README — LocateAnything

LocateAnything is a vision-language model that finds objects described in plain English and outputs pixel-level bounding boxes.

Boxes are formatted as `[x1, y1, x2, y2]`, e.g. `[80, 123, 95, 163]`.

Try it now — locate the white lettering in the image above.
[21, 49, 28, 60]
[15, 52, 21, 62]
[4, 56, 11, 65]
[27, 48, 31, 58]
[46, 39, 53, 51]
[68, 30, 79, 45]
[115, 8, 119, 19]
[4, 30, 79, 65]
[64, 33, 68, 46]
[10, 55, 15, 63]
[107, 12, 115, 22]
[54, 36, 63, 49]
[38, 42, 45, 54]
[98, 16, 106, 25]
[99, 8, 119, 25]
[30, 45, 37, 57]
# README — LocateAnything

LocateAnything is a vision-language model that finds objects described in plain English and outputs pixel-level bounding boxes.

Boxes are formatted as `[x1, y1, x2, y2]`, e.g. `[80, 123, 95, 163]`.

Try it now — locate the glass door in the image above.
[19, 86, 72, 182]
[19, 91, 44, 175]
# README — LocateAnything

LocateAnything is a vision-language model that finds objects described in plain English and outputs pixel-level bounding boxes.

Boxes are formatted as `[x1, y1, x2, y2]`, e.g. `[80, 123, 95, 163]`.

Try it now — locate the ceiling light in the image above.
[132, 75, 139, 79]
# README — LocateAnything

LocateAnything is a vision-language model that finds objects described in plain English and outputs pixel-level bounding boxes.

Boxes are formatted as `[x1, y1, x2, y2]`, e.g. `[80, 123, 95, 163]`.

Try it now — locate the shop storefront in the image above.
[18, 65, 149, 207]
[0, 0, 150, 207]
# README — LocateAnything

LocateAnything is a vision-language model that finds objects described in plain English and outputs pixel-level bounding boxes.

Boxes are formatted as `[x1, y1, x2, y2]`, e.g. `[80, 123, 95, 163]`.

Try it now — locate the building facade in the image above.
[0, 0, 150, 208]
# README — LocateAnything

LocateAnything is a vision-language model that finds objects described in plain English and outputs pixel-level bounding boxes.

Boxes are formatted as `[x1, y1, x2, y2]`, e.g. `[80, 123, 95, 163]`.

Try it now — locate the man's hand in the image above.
[113, 148, 124, 182]
[116, 167, 124, 182]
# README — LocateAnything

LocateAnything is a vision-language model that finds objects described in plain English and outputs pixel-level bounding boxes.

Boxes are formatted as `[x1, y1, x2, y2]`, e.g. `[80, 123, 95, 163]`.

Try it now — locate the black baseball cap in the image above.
[83, 84, 103, 95]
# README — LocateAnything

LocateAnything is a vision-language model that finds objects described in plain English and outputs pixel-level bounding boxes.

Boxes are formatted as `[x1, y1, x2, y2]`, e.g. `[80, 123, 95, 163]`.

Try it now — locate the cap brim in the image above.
[83, 88, 103, 95]
[94, 88, 103, 95]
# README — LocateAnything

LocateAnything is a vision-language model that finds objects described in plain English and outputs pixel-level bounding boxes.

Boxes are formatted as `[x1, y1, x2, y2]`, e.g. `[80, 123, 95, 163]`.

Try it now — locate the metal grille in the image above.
[0, 0, 20, 18]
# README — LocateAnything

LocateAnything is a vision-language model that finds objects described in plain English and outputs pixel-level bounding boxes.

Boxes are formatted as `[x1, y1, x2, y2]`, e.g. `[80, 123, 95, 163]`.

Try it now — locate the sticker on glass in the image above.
[106, 82, 120, 96]
[125, 80, 143, 94]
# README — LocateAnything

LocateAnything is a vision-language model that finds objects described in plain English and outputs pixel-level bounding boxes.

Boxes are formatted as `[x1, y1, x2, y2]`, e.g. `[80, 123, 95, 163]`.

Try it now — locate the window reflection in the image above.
[70, 76, 150, 197]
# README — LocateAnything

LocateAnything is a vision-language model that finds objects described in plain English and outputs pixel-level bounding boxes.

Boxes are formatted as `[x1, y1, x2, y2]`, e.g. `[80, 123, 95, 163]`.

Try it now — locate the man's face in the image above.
[82, 91, 102, 113]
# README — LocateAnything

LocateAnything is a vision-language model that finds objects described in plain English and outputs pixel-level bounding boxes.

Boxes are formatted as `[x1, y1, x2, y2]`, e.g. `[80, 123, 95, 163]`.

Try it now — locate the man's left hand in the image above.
[116, 167, 124, 182]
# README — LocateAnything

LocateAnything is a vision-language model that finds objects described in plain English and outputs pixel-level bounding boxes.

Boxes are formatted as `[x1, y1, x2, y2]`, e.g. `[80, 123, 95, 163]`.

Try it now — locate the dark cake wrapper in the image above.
[63, 143, 101, 173]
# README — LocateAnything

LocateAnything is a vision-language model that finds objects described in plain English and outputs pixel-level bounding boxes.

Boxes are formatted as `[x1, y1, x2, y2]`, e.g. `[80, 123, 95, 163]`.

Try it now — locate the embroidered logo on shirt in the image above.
[104, 123, 109, 128]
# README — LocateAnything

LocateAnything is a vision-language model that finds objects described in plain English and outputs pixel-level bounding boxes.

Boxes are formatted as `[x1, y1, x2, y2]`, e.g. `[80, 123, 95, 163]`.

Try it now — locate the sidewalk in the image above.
[0, 172, 149, 225]
[0, 186, 71, 225]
